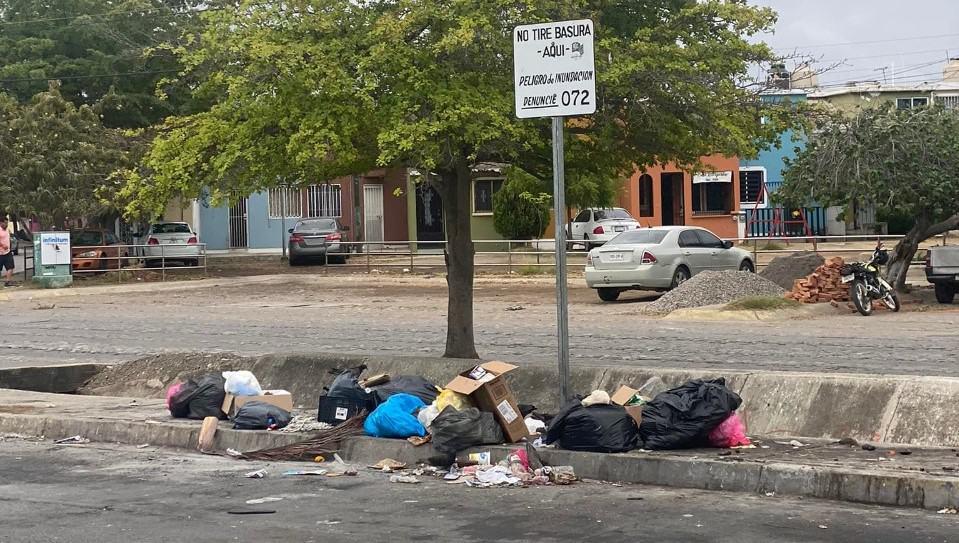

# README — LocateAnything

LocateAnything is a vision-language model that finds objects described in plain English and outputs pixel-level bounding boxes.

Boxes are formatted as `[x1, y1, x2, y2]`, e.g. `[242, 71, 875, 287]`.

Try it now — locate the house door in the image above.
[416, 185, 444, 243]
[229, 196, 248, 248]
[363, 184, 384, 246]
[660, 173, 685, 226]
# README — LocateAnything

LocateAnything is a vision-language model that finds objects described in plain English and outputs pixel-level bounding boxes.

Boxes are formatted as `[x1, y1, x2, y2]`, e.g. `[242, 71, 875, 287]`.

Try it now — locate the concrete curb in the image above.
[1, 410, 955, 511]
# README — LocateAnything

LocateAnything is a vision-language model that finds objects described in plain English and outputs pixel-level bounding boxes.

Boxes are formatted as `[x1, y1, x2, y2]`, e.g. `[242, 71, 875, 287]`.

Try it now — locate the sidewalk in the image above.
[0, 388, 956, 510]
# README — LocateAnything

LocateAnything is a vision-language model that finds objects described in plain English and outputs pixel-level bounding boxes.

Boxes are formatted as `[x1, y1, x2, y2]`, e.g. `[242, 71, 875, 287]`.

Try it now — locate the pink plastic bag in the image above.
[165, 382, 184, 411]
[708, 412, 751, 448]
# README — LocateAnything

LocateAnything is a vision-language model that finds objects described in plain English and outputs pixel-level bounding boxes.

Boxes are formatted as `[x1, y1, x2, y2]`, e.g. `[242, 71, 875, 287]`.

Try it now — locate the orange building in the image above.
[617, 156, 742, 239]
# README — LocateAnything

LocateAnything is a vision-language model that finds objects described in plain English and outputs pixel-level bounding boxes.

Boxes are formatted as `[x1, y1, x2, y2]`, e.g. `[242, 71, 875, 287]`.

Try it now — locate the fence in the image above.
[745, 206, 827, 238]
[16, 243, 208, 283]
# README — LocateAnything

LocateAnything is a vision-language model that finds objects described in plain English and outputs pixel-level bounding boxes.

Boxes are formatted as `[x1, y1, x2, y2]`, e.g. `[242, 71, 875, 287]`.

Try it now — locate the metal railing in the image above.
[68, 243, 208, 281]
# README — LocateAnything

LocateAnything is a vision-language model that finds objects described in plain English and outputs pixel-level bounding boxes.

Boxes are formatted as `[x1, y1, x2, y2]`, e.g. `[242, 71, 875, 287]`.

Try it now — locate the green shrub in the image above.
[493, 168, 551, 240]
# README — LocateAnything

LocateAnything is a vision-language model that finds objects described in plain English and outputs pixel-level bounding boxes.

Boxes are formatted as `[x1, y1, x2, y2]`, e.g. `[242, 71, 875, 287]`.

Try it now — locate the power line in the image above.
[0, 69, 181, 85]
[775, 32, 959, 50]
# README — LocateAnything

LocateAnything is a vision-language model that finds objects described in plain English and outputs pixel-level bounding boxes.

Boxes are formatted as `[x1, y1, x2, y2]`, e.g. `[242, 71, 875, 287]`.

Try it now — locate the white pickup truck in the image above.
[925, 246, 959, 303]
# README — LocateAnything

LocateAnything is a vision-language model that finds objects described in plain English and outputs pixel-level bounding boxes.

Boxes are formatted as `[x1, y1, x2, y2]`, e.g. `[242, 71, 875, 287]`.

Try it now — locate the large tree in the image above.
[779, 104, 959, 289]
[0, 84, 135, 224]
[0, 0, 207, 128]
[122, 0, 790, 358]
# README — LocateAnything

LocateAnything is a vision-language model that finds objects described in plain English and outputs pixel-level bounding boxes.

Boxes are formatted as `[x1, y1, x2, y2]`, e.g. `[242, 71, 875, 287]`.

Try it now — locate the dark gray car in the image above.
[288, 218, 350, 265]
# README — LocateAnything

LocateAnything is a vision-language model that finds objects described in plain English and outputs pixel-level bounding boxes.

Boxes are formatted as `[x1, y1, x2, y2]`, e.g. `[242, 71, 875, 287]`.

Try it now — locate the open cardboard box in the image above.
[445, 361, 528, 443]
[222, 390, 293, 418]
[611, 385, 643, 426]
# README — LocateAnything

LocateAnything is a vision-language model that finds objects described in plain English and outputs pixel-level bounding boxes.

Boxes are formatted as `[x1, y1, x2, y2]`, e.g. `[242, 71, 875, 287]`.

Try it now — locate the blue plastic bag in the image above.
[363, 393, 427, 438]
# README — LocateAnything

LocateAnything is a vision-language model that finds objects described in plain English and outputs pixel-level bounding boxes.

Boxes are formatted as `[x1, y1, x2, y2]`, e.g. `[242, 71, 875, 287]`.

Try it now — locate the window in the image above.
[306, 184, 342, 217]
[105, 232, 120, 245]
[694, 229, 725, 249]
[268, 187, 302, 219]
[151, 223, 192, 234]
[72, 231, 103, 246]
[473, 179, 504, 214]
[739, 169, 765, 205]
[678, 230, 700, 248]
[594, 209, 633, 221]
[897, 97, 929, 110]
[607, 230, 668, 246]
[692, 183, 732, 215]
[573, 210, 591, 223]
[638, 174, 653, 217]
[294, 219, 339, 232]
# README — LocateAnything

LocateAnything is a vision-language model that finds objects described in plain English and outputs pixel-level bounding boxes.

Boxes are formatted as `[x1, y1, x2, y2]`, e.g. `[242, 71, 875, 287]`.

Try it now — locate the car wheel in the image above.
[670, 266, 690, 290]
[289, 256, 301, 267]
[934, 282, 956, 304]
[739, 260, 755, 273]
[583, 235, 592, 251]
[597, 288, 620, 302]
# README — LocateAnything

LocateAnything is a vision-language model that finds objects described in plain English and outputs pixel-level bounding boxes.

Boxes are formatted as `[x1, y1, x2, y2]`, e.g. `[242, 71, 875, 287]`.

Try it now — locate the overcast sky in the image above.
[750, 0, 959, 87]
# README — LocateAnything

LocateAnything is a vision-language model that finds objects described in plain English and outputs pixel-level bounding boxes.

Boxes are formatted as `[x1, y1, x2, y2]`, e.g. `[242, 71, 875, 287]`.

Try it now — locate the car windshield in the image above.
[606, 230, 668, 246]
[295, 219, 338, 232]
[72, 231, 102, 246]
[594, 209, 632, 221]
[151, 223, 191, 234]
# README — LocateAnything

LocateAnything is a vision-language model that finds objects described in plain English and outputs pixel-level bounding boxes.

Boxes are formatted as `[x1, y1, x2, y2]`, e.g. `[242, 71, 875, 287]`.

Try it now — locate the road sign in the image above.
[513, 19, 597, 403]
[513, 19, 596, 119]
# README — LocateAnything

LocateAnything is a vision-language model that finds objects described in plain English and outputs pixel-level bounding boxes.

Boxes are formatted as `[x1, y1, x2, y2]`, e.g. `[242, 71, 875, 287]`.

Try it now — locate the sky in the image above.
[750, 0, 959, 87]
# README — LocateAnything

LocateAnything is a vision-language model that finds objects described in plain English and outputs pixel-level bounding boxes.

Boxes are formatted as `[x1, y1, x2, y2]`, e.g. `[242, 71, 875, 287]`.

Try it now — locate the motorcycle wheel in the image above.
[883, 290, 901, 312]
[850, 281, 873, 316]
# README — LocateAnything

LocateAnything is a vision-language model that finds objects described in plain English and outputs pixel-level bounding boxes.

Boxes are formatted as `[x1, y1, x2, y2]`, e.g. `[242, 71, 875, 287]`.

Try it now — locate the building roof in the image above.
[809, 81, 959, 99]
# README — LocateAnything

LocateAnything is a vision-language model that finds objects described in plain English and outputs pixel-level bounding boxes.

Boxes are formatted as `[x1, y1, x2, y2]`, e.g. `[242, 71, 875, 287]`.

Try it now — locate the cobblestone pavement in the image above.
[2, 274, 958, 376]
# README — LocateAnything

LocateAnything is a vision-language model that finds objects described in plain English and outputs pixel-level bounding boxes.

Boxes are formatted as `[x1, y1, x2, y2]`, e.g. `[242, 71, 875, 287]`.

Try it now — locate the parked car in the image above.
[925, 245, 959, 303]
[288, 218, 351, 265]
[585, 226, 755, 301]
[71, 229, 127, 272]
[143, 222, 202, 267]
[570, 208, 642, 249]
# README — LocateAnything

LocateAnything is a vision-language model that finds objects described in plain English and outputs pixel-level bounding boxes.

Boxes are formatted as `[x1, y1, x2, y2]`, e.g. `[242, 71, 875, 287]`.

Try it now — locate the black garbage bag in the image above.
[639, 378, 742, 450]
[233, 401, 292, 430]
[544, 401, 638, 453]
[431, 407, 505, 455]
[170, 373, 227, 420]
[370, 375, 438, 405]
[326, 369, 374, 405]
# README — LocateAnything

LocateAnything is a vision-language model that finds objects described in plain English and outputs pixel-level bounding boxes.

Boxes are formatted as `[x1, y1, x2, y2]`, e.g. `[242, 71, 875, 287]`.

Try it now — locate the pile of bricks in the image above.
[785, 257, 850, 305]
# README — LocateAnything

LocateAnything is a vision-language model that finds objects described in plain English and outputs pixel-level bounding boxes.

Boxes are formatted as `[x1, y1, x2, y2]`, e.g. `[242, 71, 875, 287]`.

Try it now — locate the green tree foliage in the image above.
[780, 105, 959, 288]
[125, 0, 790, 357]
[493, 168, 551, 240]
[0, 0, 206, 128]
[0, 84, 135, 224]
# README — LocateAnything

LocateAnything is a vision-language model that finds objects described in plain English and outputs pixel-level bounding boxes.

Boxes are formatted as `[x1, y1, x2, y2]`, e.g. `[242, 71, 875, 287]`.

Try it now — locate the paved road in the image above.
[0, 438, 955, 543]
[2, 274, 959, 376]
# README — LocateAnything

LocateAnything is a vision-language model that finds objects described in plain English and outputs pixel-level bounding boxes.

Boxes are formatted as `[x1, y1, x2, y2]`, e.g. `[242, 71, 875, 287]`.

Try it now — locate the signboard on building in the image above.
[693, 171, 733, 184]
[513, 19, 596, 119]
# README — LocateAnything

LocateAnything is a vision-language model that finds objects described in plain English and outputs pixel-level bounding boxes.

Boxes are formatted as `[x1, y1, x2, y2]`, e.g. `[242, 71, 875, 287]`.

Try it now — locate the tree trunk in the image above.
[886, 215, 931, 290]
[439, 159, 479, 359]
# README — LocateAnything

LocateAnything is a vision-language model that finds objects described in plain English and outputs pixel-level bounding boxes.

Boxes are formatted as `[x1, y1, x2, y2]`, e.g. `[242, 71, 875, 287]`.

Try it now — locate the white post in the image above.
[552, 116, 570, 402]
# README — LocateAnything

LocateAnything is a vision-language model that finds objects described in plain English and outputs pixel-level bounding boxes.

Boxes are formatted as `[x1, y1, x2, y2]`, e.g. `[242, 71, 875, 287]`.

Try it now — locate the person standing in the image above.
[0, 216, 14, 286]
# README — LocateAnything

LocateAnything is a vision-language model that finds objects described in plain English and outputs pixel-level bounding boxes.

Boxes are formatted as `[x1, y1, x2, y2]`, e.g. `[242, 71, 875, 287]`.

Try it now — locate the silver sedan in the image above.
[585, 226, 755, 302]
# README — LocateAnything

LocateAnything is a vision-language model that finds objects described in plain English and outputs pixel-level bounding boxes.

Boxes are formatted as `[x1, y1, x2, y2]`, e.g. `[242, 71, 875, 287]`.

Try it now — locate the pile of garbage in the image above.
[644, 270, 786, 314]
[167, 370, 295, 431]
[370, 450, 577, 488]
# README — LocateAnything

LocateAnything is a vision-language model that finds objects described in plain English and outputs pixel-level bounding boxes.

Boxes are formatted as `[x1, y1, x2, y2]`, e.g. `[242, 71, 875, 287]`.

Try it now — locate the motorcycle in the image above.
[841, 241, 900, 316]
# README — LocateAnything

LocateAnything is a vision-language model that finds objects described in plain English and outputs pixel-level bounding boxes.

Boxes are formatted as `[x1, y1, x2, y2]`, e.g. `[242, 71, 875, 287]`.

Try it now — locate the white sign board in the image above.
[39, 232, 71, 266]
[693, 171, 733, 184]
[514, 19, 596, 119]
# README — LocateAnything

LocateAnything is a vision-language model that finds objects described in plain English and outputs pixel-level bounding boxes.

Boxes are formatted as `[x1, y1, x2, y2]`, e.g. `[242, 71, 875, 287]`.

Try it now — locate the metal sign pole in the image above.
[552, 116, 571, 402]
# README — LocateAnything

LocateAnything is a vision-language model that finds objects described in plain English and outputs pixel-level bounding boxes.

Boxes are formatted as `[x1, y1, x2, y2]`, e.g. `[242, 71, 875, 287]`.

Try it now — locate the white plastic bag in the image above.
[416, 404, 440, 430]
[223, 370, 262, 396]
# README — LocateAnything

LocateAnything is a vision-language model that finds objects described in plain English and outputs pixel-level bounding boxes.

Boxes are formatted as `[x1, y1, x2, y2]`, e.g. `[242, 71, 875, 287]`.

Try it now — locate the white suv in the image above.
[570, 208, 641, 249]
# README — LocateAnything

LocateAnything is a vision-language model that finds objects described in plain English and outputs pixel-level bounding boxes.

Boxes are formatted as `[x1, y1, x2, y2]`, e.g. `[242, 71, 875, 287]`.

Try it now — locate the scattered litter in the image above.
[764, 492, 775, 497]
[225, 448, 243, 458]
[525, 417, 546, 435]
[408, 435, 432, 447]
[543, 465, 577, 485]
[860, 443, 876, 451]
[145, 420, 163, 425]
[317, 520, 341, 525]
[369, 458, 407, 472]
[835, 437, 859, 446]
[898, 450, 913, 456]
[683, 514, 694, 518]
[245, 469, 268, 479]
[314, 455, 326, 463]
[467, 466, 521, 488]
[280, 415, 333, 434]
[937, 508, 958, 515]
[390, 475, 420, 484]
[775, 440, 806, 448]
[506, 305, 525, 311]
[403, 500, 419, 504]
[246, 497, 283, 505]
[444, 465, 462, 481]
[818, 525, 828, 529]
[54, 435, 90, 445]
[137, 444, 150, 449]
[228, 509, 275, 515]
[469, 452, 492, 466]
[283, 470, 328, 476]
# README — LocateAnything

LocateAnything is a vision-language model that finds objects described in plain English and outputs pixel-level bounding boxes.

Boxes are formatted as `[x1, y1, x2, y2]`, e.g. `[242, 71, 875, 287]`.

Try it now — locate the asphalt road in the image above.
[2, 274, 959, 376]
[0, 438, 955, 543]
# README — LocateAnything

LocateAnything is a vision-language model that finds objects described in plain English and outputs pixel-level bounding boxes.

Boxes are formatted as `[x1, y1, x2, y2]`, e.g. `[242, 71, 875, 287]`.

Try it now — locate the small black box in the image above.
[318, 395, 368, 425]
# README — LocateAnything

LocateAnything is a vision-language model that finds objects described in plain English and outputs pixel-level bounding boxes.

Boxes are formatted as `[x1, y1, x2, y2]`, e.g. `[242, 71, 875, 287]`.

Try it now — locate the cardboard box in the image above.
[611, 385, 643, 426]
[222, 390, 293, 417]
[445, 361, 528, 443]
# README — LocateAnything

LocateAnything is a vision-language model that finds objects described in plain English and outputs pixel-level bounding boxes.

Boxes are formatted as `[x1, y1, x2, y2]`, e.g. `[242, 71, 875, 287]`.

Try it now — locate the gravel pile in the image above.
[760, 251, 825, 290]
[280, 414, 333, 433]
[644, 270, 786, 314]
